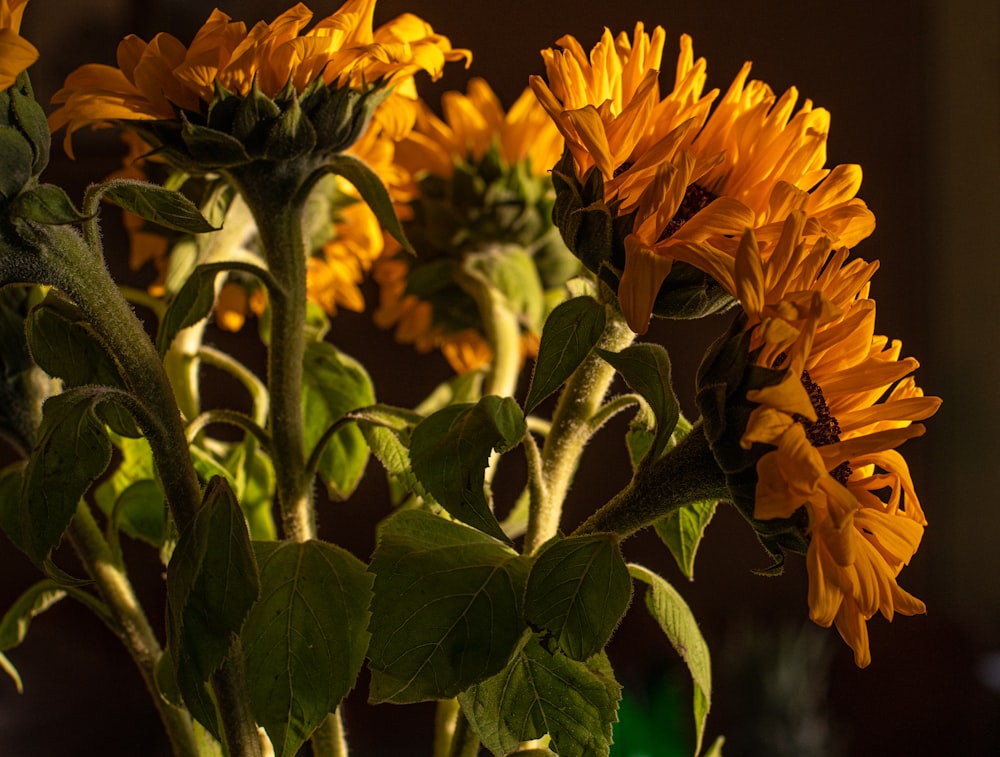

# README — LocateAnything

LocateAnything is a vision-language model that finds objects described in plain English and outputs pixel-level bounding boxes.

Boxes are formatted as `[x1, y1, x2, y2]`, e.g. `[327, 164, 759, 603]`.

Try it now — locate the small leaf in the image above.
[654, 500, 718, 580]
[166, 477, 260, 737]
[21, 389, 116, 562]
[0, 579, 66, 651]
[0, 126, 33, 201]
[464, 246, 546, 334]
[524, 533, 632, 661]
[93, 433, 165, 547]
[8, 183, 90, 225]
[358, 422, 428, 502]
[101, 180, 218, 234]
[598, 344, 680, 464]
[327, 154, 413, 253]
[525, 296, 607, 414]
[459, 637, 621, 757]
[629, 563, 712, 755]
[302, 341, 374, 500]
[0, 651, 22, 693]
[367, 510, 530, 703]
[409, 396, 524, 543]
[242, 539, 372, 757]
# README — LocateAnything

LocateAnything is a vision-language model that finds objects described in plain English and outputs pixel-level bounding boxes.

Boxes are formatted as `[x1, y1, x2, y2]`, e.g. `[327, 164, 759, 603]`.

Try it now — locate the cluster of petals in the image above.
[694, 213, 941, 666]
[0, 0, 36, 90]
[47, 0, 470, 155]
[531, 24, 876, 333]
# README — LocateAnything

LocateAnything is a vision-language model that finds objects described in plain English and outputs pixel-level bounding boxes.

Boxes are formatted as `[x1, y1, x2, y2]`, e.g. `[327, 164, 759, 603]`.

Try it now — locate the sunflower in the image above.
[531, 24, 875, 333]
[695, 216, 940, 666]
[0, 0, 36, 90]
[372, 77, 577, 374]
[48, 0, 470, 160]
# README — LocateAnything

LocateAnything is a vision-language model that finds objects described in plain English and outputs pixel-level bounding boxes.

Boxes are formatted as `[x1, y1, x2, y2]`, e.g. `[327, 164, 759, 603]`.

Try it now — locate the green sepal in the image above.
[0, 125, 33, 202]
[241, 539, 372, 757]
[327, 153, 413, 253]
[654, 499, 717, 580]
[231, 80, 282, 148]
[524, 295, 607, 414]
[524, 533, 632, 662]
[629, 563, 712, 755]
[20, 388, 124, 562]
[8, 72, 50, 176]
[598, 343, 680, 465]
[266, 91, 317, 160]
[99, 179, 219, 234]
[458, 637, 621, 757]
[409, 396, 525, 544]
[179, 119, 253, 168]
[156, 260, 272, 354]
[367, 510, 530, 703]
[8, 183, 89, 225]
[166, 477, 260, 739]
[302, 341, 374, 501]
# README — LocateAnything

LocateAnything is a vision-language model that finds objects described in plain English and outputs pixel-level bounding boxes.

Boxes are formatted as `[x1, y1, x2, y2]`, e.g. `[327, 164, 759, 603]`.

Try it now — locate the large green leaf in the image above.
[367, 510, 530, 703]
[629, 564, 712, 755]
[459, 636, 621, 757]
[93, 433, 165, 547]
[408, 396, 525, 543]
[597, 344, 680, 465]
[301, 341, 374, 500]
[100, 179, 218, 234]
[166, 477, 260, 738]
[654, 500, 718, 581]
[242, 539, 372, 757]
[524, 533, 632, 662]
[20, 389, 119, 562]
[524, 296, 606, 414]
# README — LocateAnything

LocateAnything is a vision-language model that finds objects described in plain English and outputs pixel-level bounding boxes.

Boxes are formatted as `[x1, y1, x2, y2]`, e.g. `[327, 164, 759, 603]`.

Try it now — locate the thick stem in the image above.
[68, 504, 200, 757]
[211, 639, 264, 757]
[574, 423, 729, 539]
[448, 709, 481, 757]
[433, 699, 460, 757]
[229, 171, 315, 543]
[310, 712, 349, 757]
[523, 305, 636, 554]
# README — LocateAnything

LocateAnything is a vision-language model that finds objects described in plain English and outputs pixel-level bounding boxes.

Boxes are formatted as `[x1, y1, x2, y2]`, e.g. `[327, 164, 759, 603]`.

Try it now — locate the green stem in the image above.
[68, 504, 200, 757]
[433, 699, 460, 757]
[522, 304, 635, 554]
[229, 170, 315, 542]
[210, 639, 264, 757]
[448, 709, 481, 757]
[574, 422, 729, 538]
[310, 712, 349, 757]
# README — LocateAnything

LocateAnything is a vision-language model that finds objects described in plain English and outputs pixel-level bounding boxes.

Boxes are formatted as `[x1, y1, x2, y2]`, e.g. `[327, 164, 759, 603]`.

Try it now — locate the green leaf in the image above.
[0, 651, 22, 693]
[358, 422, 428, 503]
[524, 533, 632, 661]
[8, 183, 90, 225]
[166, 477, 260, 738]
[654, 500, 718, 580]
[525, 296, 606, 414]
[302, 341, 374, 500]
[464, 246, 546, 334]
[242, 539, 372, 757]
[101, 179, 218, 234]
[409, 396, 524, 543]
[629, 564, 712, 755]
[327, 153, 413, 254]
[26, 292, 136, 436]
[0, 579, 66, 651]
[225, 437, 277, 541]
[367, 510, 530, 703]
[0, 126, 33, 201]
[597, 344, 680, 464]
[21, 389, 116, 562]
[93, 433, 165, 547]
[459, 637, 621, 757]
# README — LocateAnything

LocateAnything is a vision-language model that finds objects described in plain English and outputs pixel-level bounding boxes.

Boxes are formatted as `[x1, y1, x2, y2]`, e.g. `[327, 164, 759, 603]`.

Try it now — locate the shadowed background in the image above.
[2, 0, 998, 754]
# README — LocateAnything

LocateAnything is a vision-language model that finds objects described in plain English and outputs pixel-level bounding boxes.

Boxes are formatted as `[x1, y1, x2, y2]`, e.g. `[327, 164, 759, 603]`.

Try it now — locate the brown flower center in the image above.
[795, 369, 852, 486]
[658, 183, 718, 241]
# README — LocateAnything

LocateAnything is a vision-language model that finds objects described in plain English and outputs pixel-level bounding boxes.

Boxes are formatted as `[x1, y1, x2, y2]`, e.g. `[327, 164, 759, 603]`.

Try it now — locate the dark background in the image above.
[2, 0, 998, 754]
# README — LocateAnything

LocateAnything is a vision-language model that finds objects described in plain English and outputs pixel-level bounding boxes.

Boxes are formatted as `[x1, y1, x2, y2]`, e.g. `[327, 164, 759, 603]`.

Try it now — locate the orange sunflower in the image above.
[695, 215, 940, 666]
[531, 24, 875, 333]
[373, 77, 575, 374]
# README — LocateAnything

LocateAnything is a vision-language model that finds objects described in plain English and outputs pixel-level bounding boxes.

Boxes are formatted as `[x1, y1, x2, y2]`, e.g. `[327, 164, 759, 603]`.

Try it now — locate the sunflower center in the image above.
[794, 369, 853, 486]
[658, 183, 718, 241]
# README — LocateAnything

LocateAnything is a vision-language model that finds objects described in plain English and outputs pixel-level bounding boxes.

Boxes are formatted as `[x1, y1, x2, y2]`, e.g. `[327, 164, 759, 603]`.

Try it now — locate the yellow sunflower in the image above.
[531, 24, 875, 333]
[48, 0, 470, 157]
[372, 77, 575, 374]
[0, 0, 36, 90]
[697, 215, 940, 666]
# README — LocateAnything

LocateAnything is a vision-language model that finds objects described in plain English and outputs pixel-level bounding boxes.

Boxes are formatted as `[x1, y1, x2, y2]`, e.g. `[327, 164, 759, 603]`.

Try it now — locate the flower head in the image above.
[373, 78, 579, 373]
[0, 0, 37, 90]
[532, 25, 875, 332]
[696, 216, 940, 666]
[48, 0, 471, 162]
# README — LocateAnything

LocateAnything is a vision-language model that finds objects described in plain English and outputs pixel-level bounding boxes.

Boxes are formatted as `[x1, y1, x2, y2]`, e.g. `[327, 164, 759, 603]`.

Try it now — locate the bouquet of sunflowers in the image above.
[0, 1, 939, 755]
